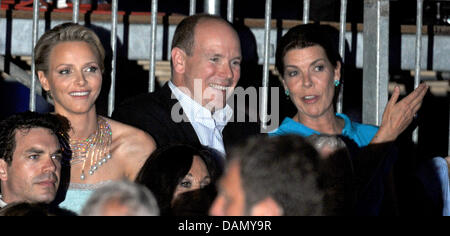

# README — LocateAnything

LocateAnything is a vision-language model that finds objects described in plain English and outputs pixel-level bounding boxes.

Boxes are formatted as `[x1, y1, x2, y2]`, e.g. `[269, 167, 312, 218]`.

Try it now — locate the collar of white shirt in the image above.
[168, 81, 233, 155]
[0, 194, 7, 208]
[168, 81, 233, 129]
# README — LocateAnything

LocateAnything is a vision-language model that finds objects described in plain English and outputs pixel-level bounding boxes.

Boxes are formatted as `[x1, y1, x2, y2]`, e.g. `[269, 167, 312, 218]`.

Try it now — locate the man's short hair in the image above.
[171, 14, 229, 56]
[306, 134, 354, 215]
[81, 180, 160, 216]
[0, 111, 71, 165]
[306, 134, 348, 157]
[228, 135, 324, 216]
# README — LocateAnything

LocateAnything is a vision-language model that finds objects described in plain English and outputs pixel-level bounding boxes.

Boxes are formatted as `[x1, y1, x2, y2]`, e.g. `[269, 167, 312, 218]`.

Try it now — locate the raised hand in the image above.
[371, 83, 428, 144]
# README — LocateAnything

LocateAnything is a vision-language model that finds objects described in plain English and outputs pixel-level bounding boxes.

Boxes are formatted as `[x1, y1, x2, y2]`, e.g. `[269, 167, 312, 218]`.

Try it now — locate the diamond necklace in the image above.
[69, 116, 112, 180]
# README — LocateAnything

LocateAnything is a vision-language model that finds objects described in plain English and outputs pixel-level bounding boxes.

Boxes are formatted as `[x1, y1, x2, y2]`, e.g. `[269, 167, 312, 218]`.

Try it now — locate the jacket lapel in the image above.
[160, 83, 201, 145]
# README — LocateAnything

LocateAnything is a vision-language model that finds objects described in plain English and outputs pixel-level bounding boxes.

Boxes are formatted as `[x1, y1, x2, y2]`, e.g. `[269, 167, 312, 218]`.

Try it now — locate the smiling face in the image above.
[172, 19, 242, 111]
[38, 41, 102, 116]
[281, 46, 341, 120]
[0, 128, 62, 204]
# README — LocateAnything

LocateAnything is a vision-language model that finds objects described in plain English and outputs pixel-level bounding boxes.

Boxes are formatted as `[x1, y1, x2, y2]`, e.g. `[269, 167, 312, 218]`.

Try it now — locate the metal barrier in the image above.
[303, 0, 309, 24]
[189, 0, 196, 16]
[261, 0, 272, 130]
[337, 0, 347, 114]
[148, 0, 157, 94]
[363, 0, 390, 126]
[1, 0, 448, 154]
[108, 0, 118, 116]
[72, 0, 79, 23]
[29, 0, 39, 112]
[227, 0, 233, 23]
[414, 0, 424, 144]
[204, 0, 220, 16]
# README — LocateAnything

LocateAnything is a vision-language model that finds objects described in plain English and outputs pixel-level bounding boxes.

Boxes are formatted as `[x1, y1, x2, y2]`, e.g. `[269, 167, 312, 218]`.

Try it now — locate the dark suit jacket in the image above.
[112, 83, 261, 152]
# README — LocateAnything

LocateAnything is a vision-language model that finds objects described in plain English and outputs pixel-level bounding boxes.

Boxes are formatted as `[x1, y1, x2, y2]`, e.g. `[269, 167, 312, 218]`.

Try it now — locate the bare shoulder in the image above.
[103, 117, 156, 156]
[102, 117, 156, 180]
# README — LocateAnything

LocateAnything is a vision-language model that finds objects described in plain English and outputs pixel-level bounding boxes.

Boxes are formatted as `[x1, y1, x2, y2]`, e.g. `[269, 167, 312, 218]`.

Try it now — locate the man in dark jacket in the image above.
[113, 14, 260, 155]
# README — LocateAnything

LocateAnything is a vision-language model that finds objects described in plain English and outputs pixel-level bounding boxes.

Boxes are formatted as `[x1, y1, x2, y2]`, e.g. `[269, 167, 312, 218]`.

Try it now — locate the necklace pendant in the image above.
[70, 116, 112, 181]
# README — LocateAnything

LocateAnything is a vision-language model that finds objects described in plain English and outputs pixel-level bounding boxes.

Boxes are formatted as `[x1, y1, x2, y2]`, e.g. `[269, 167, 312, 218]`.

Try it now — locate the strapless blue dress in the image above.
[59, 181, 112, 215]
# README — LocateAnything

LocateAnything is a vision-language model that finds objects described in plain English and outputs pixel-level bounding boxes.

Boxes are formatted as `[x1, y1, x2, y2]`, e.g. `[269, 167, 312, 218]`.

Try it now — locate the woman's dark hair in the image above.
[135, 144, 223, 215]
[275, 23, 342, 77]
[275, 24, 343, 109]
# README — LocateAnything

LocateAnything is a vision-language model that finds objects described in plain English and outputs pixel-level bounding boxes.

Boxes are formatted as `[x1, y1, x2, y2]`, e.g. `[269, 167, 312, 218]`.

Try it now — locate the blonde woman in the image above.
[35, 22, 156, 214]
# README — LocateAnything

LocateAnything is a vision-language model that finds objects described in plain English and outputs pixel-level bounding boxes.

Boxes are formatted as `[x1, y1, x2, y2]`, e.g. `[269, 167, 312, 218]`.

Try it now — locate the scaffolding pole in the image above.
[362, 0, 390, 126]
[413, 0, 424, 144]
[227, 0, 234, 23]
[261, 0, 272, 131]
[107, 0, 118, 116]
[337, 0, 347, 114]
[303, 0, 310, 24]
[72, 0, 80, 23]
[204, 0, 220, 16]
[189, 0, 196, 16]
[30, 0, 40, 111]
[148, 0, 158, 93]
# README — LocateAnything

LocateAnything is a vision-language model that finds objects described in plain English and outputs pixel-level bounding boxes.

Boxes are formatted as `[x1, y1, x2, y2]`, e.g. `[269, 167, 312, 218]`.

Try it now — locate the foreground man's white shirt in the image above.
[169, 81, 233, 156]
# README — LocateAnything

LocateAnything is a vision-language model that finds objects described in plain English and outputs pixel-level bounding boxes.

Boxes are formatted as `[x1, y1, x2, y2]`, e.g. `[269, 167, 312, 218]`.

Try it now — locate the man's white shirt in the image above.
[168, 81, 233, 156]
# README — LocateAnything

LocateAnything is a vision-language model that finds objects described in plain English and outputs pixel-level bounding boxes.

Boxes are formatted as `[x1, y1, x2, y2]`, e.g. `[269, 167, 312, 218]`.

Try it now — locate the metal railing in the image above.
[29, 0, 40, 112]
[107, 0, 118, 116]
[227, 0, 234, 23]
[2, 0, 448, 154]
[303, 0, 309, 24]
[148, 0, 158, 94]
[204, 0, 220, 16]
[261, 0, 272, 130]
[363, 0, 390, 126]
[414, 0, 424, 144]
[337, 0, 347, 114]
[189, 0, 196, 16]
[72, 0, 80, 23]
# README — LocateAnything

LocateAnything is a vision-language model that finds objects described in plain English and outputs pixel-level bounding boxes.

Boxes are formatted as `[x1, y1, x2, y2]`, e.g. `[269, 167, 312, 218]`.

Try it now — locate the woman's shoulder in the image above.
[102, 116, 156, 153]
[338, 113, 379, 146]
[102, 116, 156, 180]
[338, 113, 378, 130]
[269, 117, 316, 137]
[351, 120, 379, 132]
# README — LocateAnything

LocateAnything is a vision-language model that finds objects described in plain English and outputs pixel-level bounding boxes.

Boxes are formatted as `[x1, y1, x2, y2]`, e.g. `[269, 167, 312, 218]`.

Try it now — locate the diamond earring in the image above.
[285, 89, 290, 96]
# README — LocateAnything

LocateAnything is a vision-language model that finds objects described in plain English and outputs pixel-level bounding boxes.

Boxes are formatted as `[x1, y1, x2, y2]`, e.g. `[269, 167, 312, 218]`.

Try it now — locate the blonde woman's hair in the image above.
[34, 22, 105, 76]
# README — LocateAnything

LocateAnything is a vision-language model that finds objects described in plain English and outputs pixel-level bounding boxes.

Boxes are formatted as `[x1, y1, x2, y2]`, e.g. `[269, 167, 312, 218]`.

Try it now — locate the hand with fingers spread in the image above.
[371, 83, 429, 144]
